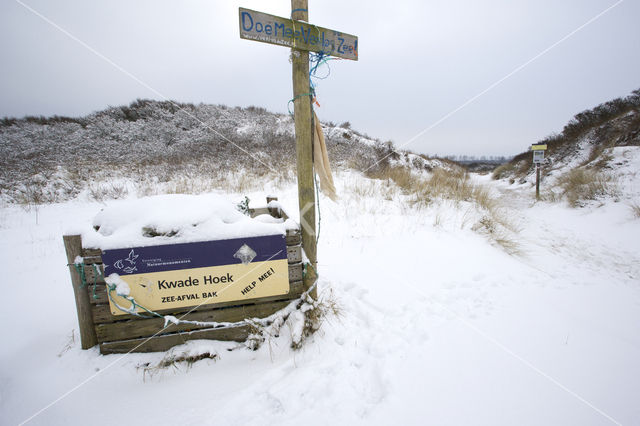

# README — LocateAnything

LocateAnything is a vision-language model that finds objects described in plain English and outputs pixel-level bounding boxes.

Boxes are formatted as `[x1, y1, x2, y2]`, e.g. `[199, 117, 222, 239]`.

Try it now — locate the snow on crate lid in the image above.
[81, 193, 288, 250]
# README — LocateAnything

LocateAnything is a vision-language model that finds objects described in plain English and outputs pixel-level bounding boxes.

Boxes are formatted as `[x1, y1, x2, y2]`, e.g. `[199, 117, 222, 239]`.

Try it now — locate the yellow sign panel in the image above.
[101, 235, 291, 316]
[531, 144, 547, 151]
[108, 259, 289, 315]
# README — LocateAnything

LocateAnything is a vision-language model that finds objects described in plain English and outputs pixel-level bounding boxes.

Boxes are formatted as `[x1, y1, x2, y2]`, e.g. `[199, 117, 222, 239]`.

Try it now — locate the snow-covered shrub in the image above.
[0, 100, 393, 203]
[471, 211, 520, 255]
[88, 182, 129, 201]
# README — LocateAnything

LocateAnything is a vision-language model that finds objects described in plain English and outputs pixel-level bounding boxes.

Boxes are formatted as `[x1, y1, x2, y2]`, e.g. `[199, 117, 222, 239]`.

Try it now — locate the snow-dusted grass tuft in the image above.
[88, 181, 129, 201]
[630, 201, 640, 218]
[492, 161, 517, 180]
[162, 167, 295, 196]
[404, 167, 497, 212]
[471, 210, 521, 255]
[361, 165, 521, 254]
[139, 350, 219, 381]
[492, 158, 530, 182]
[556, 168, 619, 207]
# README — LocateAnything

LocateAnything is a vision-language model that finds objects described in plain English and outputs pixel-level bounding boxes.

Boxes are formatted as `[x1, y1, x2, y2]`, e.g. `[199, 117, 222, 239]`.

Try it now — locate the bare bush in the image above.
[89, 182, 129, 201]
[1, 100, 390, 203]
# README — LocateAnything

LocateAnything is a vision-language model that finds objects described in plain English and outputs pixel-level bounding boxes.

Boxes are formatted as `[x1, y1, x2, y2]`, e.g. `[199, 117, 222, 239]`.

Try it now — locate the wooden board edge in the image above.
[99, 325, 251, 354]
[95, 299, 292, 343]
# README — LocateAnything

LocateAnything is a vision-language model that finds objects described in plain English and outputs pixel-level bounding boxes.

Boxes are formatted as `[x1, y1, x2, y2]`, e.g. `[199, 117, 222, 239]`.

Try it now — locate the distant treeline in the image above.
[443, 155, 511, 164]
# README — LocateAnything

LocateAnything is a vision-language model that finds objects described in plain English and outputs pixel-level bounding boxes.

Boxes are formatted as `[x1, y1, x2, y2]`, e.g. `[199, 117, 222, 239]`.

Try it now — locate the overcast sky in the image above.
[1, 0, 639, 156]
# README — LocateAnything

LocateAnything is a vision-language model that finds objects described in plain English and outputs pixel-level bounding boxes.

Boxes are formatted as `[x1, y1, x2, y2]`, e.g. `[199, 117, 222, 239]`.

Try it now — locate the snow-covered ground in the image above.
[0, 168, 639, 425]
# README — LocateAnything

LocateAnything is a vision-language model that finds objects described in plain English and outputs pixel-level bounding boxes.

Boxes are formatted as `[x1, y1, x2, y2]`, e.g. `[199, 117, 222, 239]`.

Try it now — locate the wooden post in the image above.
[63, 235, 98, 349]
[291, 0, 317, 297]
[536, 164, 541, 200]
[239, 4, 357, 298]
[266, 196, 279, 217]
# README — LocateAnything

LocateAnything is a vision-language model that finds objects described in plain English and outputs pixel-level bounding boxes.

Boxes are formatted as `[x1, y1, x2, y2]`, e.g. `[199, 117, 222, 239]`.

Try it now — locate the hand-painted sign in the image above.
[102, 234, 289, 315]
[238, 7, 358, 60]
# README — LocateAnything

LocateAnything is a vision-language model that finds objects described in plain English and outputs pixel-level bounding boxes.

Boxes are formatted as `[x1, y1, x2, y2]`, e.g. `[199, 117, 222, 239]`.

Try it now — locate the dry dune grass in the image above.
[556, 168, 619, 207]
[364, 165, 520, 254]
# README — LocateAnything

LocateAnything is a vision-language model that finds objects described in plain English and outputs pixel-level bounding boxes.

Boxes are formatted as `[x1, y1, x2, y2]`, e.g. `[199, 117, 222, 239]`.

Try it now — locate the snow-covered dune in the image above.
[1, 170, 639, 425]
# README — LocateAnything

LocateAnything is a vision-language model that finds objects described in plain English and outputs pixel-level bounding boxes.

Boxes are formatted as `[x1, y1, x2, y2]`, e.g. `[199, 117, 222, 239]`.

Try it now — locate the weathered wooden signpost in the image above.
[239, 1, 358, 296]
[531, 143, 547, 200]
[63, 3, 358, 353]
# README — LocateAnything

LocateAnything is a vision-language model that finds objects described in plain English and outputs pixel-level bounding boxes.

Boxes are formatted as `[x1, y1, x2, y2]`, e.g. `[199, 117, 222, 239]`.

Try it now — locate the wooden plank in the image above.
[239, 7, 358, 60]
[266, 196, 281, 218]
[91, 280, 304, 324]
[64, 235, 98, 349]
[81, 247, 102, 258]
[290, 279, 304, 295]
[81, 257, 102, 265]
[100, 325, 251, 354]
[287, 245, 302, 263]
[286, 229, 301, 245]
[84, 265, 106, 284]
[289, 262, 303, 282]
[248, 207, 272, 217]
[95, 299, 292, 343]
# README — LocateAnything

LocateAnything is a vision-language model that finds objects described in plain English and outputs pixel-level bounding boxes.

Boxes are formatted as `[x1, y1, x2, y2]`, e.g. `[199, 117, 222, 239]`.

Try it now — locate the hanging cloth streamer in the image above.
[313, 111, 337, 201]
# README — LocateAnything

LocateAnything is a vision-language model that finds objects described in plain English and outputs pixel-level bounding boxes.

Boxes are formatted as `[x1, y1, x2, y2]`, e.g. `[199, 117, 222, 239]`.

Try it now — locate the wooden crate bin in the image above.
[64, 198, 303, 354]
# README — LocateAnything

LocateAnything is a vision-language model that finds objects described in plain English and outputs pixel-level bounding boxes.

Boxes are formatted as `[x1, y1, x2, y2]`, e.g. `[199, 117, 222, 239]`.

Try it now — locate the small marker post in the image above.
[536, 164, 541, 200]
[531, 144, 547, 200]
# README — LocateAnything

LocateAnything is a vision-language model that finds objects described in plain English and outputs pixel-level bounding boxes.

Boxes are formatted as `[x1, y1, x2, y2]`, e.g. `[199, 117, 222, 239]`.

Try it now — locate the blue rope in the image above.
[287, 92, 314, 116]
[308, 52, 336, 99]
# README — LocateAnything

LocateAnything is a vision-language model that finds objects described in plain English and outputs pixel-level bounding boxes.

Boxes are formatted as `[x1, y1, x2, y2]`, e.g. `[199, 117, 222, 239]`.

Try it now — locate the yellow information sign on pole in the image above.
[531, 144, 548, 200]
